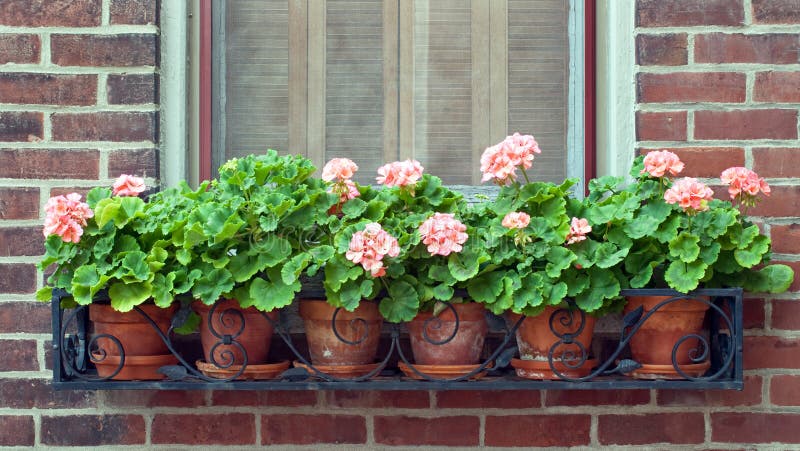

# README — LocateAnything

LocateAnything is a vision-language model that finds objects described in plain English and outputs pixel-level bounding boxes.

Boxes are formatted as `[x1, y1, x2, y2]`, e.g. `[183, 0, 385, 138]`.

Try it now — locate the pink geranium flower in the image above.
[501, 211, 531, 230]
[720, 167, 770, 200]
[418, 213, 469, 256]
[322, 158, 358, 182]
[566, 217, 591, 245]
[345, 223, 400, 277]
[328, 179, 360, 203]
[480, 133, 541, 185]
[112, 174, 146, 197]
[43, 193, 94, 243]
[376, 159, 424, 187]
[664, 177, 715, 213]
[641, 150, 684, 178]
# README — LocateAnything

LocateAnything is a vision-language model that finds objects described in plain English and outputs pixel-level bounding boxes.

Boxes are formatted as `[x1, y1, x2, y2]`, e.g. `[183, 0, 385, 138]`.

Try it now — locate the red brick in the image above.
[657, 375, 762, 407]
[544, 390, 650, 406]
[0, 35, 39, 64]
[42, 414, 144, 446]
[750, 187, 800, 217]
[0, 112, 42, 142]
[0, 263, 35, 294]
[102, 390, 206, 408]
[324, 390, 429, 408]
[696, 33, 800, 64]
[212, 390, 317, 407]
[0, 149, 99, 179]
[108, 148, 158, 178]
[107, 73, 158, 104]
[755, 72, 800, 103]
[485, 415, 590, 447]
[712, 413, 800, 443]
[636, 34, 688, 66]
[599, 413, 705, 445]
[0, 227, 44, 256]
[50, 187, 94, 198]
[0, 73, 96, 106]
[52, 34, 157, 67]
[753, 0, 800, 24]
[0, 188, 39, 220]
[0, 0, 101, 27]
[0, 379, 96, 408]
[111, 0, 157, 25]
[436, 390, 541, 408]
[0, 339, 38, 371]
[636, 111, 687, 141]
[753, 148, 800, 178]
[52, 112, 157, 142]
[637, 0, 744, 27]
[694, 109, 797, 140]
[0, 416, 33, 447]
[0, 301, 51, 333]
[772, 299, 800, 330]
[638, 73, 746, 103]
[771, 374, 800, 405]
[152, 414, 255, 445]
[745, 336, 800, 369]
[262, 414, 366, 445]
[743, 298, 765, 329]
[374, 415, 479, 446]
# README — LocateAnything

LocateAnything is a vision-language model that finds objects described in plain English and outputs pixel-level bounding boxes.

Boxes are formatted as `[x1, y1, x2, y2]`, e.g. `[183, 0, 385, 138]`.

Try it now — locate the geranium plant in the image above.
[586, 150, 793, 294]
[37, 175, 173, 312]
[180, 151, 338, 311]
[320, 158, 472, 322]
[464, 133, 625, 316]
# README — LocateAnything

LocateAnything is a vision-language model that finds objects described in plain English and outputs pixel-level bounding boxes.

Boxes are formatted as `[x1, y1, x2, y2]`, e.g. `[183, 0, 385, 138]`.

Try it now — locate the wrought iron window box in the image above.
[51, 288, 743, 391]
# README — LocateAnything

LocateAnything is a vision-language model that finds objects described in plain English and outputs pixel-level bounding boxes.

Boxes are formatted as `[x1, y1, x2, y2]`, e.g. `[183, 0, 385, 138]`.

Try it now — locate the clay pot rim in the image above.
[90, 352, 178, 365]
[506, 306, 598, 321]
[411, 302, 487, 322]
[625, 295, 711, 313]
[191, 299, 279, 317]
[298, 298, 381, 321]
[89, 303, 177, 323]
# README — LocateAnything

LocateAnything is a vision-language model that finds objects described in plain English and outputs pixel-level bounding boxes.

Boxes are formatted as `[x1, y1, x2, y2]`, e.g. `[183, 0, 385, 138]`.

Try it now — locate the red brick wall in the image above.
[0, 0, 799, 448]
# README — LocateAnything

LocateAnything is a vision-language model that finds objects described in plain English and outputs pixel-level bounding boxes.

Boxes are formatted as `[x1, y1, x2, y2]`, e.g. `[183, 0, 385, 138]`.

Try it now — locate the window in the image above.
[199, 0, 595, 186]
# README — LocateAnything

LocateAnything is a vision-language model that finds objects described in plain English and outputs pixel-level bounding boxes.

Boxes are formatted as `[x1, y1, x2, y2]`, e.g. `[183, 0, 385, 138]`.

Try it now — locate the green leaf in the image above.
[448, 249, 480, 281]
[254, 235, 292, 268]
[363, 200, 388, 221]
[109, 281, 153, 312]
[734, 224, 760, 250]
[734, 235, 770, 268]
[623, 201, 670, 239]
[151, 273, 176, 308]
[699, 242, 722, 265]
[669, 232, 701, 263]
[248, 268, 301, 311]
[379, 279, 419, 323]
[120, 251, 150, 281]
[176, 248, 192, 265]
[342, 198, 368, 218]
[193, 268, 234, 304]
[652, 215, 681, 243]
[466, 271, 504, 303]
[664, 260, 708, 293]
[309, 245, 334, 263]
[545, 246, 576, 278]
[575, 269, 620, 312]
[743, 264, 794, 294]
[86, 187, 111, 208]
[432, 283, 454, 301]
[36, 287, 53, 302]
[281, 252, 311, 285]
[594, 242, 627, 269]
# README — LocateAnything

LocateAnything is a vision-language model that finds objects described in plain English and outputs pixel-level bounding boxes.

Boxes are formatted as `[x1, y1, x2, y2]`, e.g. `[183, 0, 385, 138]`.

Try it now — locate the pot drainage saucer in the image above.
[511, 357, 598, 380]
[397, 361, 493, 380]
[292, 360, 382, 379]
[196, 359, 290, 380]
[627, 360, 711, 380]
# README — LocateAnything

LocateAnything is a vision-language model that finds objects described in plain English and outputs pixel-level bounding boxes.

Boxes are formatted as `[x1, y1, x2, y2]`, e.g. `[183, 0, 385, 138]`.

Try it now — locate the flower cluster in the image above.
[721, 167, 770, 205]
[112, 174, 146, 197]
[641, 150, 684, 178]
[43, 193, 94, 243]
[566, 217, 591, 245]
[418, 213, 468, 256]
[345, 222, 400, 277]
[480, 132, 541, 185]
[376, 159, 424, 188]
[664, 177, 714, 213]
[323, 158, 361, 204]
[501, 211, 530, 230]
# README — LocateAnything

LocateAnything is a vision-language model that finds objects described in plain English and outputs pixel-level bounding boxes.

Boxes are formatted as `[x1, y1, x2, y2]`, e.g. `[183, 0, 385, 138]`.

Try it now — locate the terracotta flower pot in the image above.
[193, 299, 278, 366]
[625, 296, 709, 378]
[89, 303, 178, 380]
[407, 302, 488, 365]
[298, 299, 382, 366]
[508, 306, 596, 379]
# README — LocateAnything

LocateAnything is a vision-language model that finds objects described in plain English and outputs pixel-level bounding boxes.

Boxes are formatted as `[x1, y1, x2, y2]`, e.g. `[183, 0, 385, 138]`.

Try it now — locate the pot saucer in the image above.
[92, 352, 178, 380]
[196, 359, 290, 380]
[397, 361, 493, 380]
[293, 360, 381, 379]
[511, 357, 598, 380]
[627, 360, 711, 380]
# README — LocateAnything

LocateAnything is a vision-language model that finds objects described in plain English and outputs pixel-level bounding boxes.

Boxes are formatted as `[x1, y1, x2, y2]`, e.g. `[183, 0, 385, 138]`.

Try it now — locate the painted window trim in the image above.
[160, 0, 635, 187]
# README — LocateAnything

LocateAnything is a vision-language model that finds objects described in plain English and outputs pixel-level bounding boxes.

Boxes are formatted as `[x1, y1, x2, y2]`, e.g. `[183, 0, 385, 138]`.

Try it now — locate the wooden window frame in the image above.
[198, 0, 597, 185]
